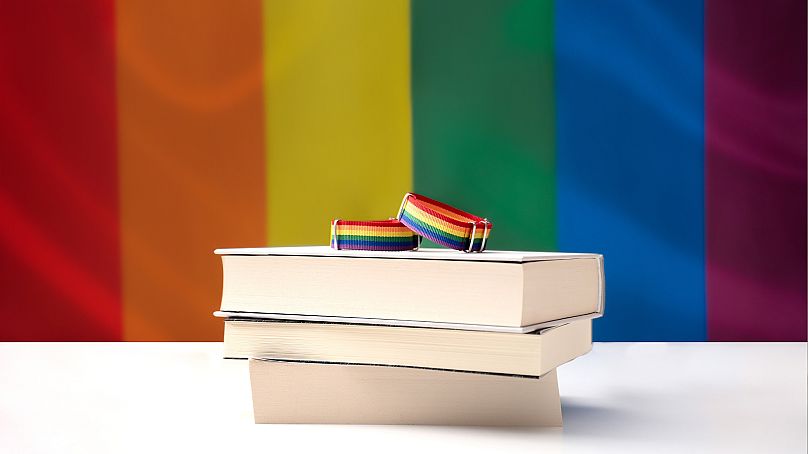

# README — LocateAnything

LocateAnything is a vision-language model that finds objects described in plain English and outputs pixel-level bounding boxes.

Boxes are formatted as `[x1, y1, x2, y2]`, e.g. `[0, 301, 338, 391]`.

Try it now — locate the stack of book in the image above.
[214, 246, 604, 426]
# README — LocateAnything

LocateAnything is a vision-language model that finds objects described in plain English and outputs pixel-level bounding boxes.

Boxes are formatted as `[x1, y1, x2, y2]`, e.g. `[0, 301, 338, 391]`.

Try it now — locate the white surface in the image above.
[214, 245, 601, 263]
[0, 342, 805, 454]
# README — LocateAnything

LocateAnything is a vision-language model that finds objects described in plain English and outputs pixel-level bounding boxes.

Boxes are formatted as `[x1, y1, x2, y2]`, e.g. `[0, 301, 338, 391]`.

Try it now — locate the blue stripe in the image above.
[400, 212, 465, 250]
[555, 1, 706, 341]
[336, 235, 416, 244]
[332, 239, 417, 249]
[400, 212, 487, 251]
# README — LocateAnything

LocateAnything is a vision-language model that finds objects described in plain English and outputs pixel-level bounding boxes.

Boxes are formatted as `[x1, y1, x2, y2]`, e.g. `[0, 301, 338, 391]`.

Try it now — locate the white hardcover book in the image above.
[216, 246, 604, 329]
[250, 358, 563, 426]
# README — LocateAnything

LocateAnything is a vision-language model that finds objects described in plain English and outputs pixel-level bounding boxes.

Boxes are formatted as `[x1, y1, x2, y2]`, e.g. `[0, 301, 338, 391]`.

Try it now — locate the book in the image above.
[216, 246, 604, 329]
[223, 317, 591, 376]
[249, 358, 562, 426]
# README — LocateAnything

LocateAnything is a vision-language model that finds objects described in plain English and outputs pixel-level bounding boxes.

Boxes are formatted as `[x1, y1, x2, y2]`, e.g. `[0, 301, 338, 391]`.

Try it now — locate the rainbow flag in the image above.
[0, 0, 804, 341]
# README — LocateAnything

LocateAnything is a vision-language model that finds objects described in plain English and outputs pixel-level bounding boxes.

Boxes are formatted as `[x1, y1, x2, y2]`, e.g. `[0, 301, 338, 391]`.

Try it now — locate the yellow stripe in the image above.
[406, 203, 490, 240]
[414, 199, 474, 223]
[264, 0, 412, 245]
[406, 203, 472, 237]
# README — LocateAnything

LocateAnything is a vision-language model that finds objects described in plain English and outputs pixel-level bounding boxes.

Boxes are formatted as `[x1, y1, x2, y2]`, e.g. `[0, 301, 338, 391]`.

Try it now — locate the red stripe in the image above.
[407, 193, 491, 228]
[706, 0, 807, 340]
[333, 220, 407, 227]
[0, 1, 121, 340]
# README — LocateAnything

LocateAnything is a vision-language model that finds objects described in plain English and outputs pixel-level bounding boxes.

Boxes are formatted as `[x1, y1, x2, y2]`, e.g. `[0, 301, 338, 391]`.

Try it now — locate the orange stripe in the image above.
[406, 203, 471, 237]
[117, 0, 266, 340]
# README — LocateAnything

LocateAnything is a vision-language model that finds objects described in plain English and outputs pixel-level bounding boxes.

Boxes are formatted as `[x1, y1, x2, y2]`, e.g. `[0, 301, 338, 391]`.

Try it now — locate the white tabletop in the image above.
[0, 342, 805, 454]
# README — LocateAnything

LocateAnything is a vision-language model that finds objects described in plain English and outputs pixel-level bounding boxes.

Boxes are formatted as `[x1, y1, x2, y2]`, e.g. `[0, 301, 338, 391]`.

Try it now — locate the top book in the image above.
[216, 246, 604, 330]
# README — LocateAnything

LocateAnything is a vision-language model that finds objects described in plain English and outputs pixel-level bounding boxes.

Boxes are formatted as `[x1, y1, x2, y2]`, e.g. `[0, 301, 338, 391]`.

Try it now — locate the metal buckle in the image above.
[465, 221, 477, 253]
[480, 218, 490, 252]
[332, 219, 340, 250]
[396, 192, 413, 220]
[465, 218, 491, 253]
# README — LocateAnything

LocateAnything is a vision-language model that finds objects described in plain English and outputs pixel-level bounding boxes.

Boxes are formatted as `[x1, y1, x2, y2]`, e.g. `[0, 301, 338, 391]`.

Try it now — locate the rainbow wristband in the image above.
[397, 193, 491, 252]
[330, 193, 492, 253]
[330, 219, 420, 251]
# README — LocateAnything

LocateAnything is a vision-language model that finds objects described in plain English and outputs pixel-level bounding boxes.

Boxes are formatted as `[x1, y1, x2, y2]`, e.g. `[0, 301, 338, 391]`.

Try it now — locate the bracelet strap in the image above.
[397, 193, 492, 252]
[331, 219, 420, 251]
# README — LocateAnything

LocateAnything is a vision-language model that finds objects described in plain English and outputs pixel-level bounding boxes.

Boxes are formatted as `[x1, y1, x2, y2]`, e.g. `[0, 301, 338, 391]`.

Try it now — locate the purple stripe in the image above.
[706, 0, 807, 340]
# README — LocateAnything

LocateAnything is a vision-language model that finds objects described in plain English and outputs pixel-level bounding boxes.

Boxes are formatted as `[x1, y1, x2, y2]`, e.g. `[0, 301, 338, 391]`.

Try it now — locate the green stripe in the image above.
[411, 0, 556, 250]
[401, 212, 468, 245]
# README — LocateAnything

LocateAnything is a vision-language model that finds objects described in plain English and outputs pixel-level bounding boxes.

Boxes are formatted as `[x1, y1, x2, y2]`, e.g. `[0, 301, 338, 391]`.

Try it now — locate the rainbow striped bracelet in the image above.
[330, 219, 420, 251]
[330, 193, 492, 253]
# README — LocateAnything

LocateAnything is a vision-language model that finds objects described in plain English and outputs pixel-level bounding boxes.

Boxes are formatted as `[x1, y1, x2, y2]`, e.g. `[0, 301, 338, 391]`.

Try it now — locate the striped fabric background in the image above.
[0, 0, 804, 341]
